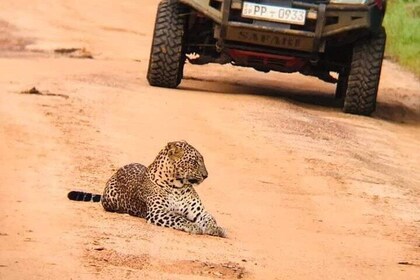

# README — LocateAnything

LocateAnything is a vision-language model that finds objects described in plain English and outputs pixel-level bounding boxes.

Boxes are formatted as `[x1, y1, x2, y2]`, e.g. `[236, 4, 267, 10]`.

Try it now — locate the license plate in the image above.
[242, 1, 306, 26]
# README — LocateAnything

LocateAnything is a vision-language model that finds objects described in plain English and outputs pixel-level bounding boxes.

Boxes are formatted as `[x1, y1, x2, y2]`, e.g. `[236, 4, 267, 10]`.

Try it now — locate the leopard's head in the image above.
[149, 140, 208, 188]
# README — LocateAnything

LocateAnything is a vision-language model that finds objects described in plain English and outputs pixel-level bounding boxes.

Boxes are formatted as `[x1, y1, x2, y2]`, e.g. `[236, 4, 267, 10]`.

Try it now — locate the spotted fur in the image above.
[101, 141, 225, 237]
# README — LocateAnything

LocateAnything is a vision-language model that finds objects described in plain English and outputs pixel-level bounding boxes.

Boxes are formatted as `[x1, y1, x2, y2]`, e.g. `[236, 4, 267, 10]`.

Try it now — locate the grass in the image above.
[383, 0, 420, 77]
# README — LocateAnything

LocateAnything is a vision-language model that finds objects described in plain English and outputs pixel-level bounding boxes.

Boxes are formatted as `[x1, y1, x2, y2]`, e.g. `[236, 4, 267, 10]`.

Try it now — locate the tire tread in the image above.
[343, 28, 386, 115]
[147, 0, 186, 88]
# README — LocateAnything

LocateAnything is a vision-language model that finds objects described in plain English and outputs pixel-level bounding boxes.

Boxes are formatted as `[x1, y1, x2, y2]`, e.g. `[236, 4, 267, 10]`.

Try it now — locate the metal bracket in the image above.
[313, 4, 326, 52]
[217, 0, 232, 52]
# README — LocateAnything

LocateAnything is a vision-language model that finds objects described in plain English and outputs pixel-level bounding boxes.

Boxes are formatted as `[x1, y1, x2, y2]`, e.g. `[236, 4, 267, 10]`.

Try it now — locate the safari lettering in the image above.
[238, 30, 301, 48]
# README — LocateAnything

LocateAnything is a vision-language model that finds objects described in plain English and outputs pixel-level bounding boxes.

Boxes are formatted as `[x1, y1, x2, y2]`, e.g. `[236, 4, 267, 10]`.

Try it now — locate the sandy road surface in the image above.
[0, 1, 419, 279]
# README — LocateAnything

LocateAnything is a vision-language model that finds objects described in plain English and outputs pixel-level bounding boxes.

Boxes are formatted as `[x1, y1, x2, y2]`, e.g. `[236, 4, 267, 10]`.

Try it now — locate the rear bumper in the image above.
[180, 0, 384, 53]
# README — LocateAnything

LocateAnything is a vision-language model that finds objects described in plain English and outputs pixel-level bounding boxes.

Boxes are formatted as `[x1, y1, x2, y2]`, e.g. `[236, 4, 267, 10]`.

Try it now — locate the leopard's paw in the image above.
[206, 226, 226, 238]
[186, 223, 204, 235]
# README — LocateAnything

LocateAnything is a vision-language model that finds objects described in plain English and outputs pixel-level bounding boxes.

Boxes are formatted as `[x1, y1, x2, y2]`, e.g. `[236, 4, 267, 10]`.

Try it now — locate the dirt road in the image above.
[0, 1, 419, 279]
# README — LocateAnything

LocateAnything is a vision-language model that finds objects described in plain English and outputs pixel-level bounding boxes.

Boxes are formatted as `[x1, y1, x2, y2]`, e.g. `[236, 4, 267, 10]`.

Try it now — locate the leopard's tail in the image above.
[67, 191, 101, 202]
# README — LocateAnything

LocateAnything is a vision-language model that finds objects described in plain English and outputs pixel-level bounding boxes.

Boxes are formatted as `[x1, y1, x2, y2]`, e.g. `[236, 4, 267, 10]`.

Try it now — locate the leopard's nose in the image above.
[202, 167, 208, 179]
[188, 178, 199, 184]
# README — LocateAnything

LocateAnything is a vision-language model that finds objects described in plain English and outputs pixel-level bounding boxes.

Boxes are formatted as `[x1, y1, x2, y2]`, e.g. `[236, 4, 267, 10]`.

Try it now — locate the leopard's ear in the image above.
[167, 141, 184, 160]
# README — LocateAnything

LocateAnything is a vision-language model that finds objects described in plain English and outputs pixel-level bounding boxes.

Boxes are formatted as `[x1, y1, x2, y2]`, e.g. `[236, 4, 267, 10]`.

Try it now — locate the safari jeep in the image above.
[147, 0, 387, 115]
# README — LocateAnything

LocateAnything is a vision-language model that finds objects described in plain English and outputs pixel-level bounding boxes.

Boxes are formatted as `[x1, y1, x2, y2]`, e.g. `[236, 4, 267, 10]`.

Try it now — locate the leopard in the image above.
[67, 140, 225, 237]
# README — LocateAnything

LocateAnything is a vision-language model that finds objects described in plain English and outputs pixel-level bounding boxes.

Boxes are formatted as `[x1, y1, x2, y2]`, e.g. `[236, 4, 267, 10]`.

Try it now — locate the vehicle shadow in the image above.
[182, 76, 343, 109]
[182, 76, 420, 124]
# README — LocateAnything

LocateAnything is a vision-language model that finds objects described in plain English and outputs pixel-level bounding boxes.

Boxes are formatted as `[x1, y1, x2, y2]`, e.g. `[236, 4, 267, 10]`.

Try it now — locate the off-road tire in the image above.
[343, 27, 386, 115]
[147, 0, 187, 88]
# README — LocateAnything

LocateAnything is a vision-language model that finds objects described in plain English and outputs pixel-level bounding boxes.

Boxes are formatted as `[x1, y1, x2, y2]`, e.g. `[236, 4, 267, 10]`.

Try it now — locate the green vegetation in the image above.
[383, 0, 420, 77]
